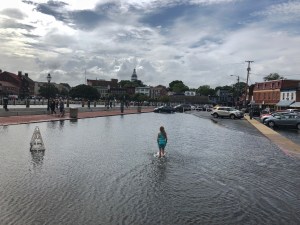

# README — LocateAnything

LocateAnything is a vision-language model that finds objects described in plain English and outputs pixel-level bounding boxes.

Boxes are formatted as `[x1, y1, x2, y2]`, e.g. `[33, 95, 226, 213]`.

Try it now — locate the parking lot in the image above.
[189, 110, 300, 145]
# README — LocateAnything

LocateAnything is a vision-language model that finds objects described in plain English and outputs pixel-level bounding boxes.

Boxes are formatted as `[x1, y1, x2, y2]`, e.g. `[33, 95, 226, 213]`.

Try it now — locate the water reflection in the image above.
[59, 120, 65, 130]
[31, 151, 45, 167]
[70, 118, 78, 123]
[152, 159, 167, 184]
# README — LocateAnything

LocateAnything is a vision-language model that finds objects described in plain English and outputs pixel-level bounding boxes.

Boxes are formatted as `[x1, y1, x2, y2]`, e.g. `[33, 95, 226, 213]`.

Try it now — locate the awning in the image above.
[276, 100, 295, 107]
[289, 102, 300, 108]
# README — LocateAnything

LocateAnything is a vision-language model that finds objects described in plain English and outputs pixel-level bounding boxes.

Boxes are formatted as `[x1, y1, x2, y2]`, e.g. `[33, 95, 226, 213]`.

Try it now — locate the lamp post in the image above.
[46, 73, 51, 112]
[230, 75, 240, 108]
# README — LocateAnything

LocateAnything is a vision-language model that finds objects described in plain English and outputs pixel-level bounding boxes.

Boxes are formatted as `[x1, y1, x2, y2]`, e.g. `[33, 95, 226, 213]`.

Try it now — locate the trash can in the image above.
[69, 108, 78, 118]
[137, 106, 142, 113]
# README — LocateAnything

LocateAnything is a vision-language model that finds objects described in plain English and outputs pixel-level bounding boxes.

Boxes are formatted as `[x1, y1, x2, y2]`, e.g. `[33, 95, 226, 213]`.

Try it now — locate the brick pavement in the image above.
[0, 108, 154, 126]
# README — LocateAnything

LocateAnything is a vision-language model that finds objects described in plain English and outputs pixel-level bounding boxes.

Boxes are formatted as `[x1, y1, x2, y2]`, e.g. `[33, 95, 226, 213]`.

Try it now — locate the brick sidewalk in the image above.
[0, 108, 154, 126]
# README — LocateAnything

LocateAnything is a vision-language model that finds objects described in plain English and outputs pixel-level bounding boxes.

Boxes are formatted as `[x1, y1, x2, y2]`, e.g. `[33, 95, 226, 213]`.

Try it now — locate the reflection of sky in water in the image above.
[0, 113, 300, 225]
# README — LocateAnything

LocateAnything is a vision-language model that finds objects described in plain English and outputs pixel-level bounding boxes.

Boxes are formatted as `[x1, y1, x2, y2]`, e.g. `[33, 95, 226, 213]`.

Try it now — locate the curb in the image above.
[244, 115, 300, 156]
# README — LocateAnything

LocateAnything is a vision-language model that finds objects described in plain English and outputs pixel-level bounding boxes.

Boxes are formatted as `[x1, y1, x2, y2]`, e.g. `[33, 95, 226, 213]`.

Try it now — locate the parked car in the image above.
[153, 106, 175, 113]
[195, 105, 205, 111]
[211, 106, 244, 119]
[174, 104, 192, 112]
[286, 109, 300, 114]
[265, 114, 300, 130]
[260, 111, 290, 124]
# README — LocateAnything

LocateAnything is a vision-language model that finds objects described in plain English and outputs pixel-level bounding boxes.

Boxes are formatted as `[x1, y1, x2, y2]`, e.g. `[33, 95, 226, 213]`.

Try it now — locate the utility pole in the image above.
[244, 60, 254, 107]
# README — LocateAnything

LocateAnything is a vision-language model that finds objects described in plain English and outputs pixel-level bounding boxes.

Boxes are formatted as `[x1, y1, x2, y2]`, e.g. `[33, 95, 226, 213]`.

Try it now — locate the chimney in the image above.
[0, 69, 2, 73]
[18, 71, 22, 77]
[25, 73, 28, 77]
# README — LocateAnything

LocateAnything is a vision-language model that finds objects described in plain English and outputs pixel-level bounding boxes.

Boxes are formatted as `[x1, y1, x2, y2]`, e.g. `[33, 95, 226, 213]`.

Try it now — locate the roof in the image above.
[289, 102, 300, 108]
[0, 80, 19, 88]
[276, 100, 295, 107]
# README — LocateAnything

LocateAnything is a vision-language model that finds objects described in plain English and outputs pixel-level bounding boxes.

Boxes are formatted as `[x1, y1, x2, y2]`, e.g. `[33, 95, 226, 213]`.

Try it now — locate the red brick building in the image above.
[0, 70, 35, 98]
[252, 79, 300, 109]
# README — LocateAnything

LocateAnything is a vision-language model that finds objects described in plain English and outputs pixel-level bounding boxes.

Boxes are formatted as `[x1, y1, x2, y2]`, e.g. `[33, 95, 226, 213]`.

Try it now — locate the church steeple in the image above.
[131, 68, 138, 81]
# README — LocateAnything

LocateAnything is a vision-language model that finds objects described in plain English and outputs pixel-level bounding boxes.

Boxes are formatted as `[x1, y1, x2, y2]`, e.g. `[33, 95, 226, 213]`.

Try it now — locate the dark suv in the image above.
[174, 104, 192, 112]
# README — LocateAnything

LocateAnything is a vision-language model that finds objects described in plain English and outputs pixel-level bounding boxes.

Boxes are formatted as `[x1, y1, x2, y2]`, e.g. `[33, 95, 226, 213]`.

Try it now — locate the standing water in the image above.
[0, 113, 299, 225]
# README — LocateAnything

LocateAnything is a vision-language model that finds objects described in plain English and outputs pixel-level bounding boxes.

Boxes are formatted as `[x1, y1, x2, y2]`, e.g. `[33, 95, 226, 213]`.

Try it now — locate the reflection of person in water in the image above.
[157, 126, 168, 158]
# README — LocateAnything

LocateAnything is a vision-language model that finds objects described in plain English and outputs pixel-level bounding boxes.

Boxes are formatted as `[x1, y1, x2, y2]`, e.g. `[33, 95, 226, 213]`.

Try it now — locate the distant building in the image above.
[184, 91, 196, 96]
[131, 69, 138, 82]
[0, 70, 34, 98]
[34, 82, 71, 97]
[216, 89, 233, 106]
[135, 86, 150, 96]
[252, 79, 300, 109]
[87, 78, 119, 98]
[150, 85, 168, 99]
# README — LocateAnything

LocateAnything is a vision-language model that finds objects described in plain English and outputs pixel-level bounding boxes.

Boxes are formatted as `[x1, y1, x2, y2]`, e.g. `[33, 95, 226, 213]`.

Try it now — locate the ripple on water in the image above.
[0, 113, 300, 225]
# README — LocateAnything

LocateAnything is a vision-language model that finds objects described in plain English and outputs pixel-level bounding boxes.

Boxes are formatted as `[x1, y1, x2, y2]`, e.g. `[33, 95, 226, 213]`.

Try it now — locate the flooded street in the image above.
[0, 113, 300, 225]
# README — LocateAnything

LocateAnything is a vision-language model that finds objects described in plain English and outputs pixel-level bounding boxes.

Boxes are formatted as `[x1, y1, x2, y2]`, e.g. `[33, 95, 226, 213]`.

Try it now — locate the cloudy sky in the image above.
[0, 0, 300, 88]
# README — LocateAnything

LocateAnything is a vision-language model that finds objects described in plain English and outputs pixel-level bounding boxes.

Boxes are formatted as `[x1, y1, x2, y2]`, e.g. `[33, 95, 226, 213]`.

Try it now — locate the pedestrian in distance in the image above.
[3, 97, 9, 111]
[157, 126, 168, 158]
[50, 99, 56, 115]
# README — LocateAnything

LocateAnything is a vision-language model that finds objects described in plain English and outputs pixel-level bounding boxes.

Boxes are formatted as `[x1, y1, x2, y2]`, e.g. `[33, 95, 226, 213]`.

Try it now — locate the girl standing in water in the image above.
[157, 126, 168, 158]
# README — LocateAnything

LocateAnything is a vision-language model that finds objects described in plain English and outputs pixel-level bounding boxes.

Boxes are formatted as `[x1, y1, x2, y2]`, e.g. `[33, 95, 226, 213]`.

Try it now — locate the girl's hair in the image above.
[160, 126, 167, 138]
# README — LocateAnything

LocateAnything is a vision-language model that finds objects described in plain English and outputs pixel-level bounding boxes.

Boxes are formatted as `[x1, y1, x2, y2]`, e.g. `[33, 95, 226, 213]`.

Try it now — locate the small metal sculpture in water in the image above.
[30, 126, 45, 151]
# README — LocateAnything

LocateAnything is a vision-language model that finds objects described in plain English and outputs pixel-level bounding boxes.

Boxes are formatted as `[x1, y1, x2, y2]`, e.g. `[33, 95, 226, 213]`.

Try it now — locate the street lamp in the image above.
[46, 73, 51, 111]
[230, 75, 240, 107]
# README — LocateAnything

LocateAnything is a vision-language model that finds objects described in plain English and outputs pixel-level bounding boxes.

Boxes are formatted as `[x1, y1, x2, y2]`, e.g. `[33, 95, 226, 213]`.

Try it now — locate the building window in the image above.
[291, 93, 294, 100]
[282, 93, 285, 100]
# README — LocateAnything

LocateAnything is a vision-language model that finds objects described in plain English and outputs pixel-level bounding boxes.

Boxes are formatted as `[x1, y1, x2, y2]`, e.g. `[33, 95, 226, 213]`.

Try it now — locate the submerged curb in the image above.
[0, 108, 154, 126]
[244, 115, 300, 156]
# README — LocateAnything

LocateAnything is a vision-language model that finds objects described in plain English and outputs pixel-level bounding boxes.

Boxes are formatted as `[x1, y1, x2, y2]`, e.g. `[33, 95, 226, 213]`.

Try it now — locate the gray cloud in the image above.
[1, 8, 26, 19]
[1, 18, 35, 31]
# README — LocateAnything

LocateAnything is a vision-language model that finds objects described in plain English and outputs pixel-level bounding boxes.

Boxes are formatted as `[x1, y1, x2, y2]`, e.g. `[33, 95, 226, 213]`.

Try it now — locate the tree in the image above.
[263, 73, 284, 81]
[159, 95, 170, 103]
[39, 84, 59, 98]
[118, 80, 145, 88]
[169, 80, 189, 93]
[131, 93, 149, 103]
[69, 84, 100, 100]
[119, 80, 132, 87]
[197, 85, 215, 96]
[60, 88, 69, 98]
[232, 82, 246, 97]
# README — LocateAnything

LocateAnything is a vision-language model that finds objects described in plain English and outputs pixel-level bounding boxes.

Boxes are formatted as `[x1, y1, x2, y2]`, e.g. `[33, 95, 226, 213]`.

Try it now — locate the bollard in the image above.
[70, 108, 78, 118]
[137, 106, 142, 113]
[26, 99, 30, 108]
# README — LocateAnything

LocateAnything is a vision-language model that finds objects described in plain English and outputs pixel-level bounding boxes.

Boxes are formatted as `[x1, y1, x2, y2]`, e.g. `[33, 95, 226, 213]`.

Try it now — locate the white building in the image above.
[135, 86, 150, 96]
[184, 91, 196, 96]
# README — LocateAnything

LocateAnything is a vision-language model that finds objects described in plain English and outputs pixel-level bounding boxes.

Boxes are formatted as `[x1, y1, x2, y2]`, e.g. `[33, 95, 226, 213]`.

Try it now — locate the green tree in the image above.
[60, 88, 69, 98]
[119, 80, 132, 87]
[39, 84, 59, 98]
[159, 95, 170, 103]
[69, 84, 100, 100]
[169, 80, 189, 93]
[119, 80, 145, 88]
[197, 85, 215, 96]
[263, 73, 284, 81]
[232, 82, 246, 97]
